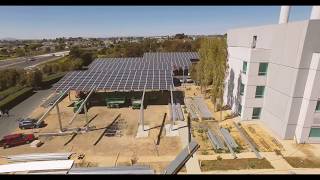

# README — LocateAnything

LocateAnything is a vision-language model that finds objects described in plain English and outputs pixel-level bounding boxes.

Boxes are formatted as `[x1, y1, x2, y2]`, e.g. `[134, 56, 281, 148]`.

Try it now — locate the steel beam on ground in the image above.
[162, 140, 200, 174]
[220, 128, 237, 159]
[233, 122, 263, 159]
[68, 88, 95, 125]
[36, 87, 70, 125]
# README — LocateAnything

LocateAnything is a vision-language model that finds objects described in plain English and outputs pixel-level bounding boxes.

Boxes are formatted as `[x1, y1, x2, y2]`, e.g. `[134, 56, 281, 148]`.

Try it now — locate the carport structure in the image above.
[42, 52, 199, 135]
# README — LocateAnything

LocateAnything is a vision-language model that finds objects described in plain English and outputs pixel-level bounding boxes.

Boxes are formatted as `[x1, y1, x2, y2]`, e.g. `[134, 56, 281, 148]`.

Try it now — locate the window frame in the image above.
[309, 128, 320, 138]
[316, 101, 320, 112]
[240, 83, 245, 96]
[252, 35, 257, 48]
[252, 107, 261, 119]
[258, 62, 268, 76]
[238, 104, 242, 115]
[255, 86, 265, 98]
[242, 61, 247, 74]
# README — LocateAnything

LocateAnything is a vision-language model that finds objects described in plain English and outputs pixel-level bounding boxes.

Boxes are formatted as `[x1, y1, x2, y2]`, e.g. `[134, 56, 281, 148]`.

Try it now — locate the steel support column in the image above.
[140, 88, 146, 131]
[56, 104, 63, 132]
[170, 86, 175, 129]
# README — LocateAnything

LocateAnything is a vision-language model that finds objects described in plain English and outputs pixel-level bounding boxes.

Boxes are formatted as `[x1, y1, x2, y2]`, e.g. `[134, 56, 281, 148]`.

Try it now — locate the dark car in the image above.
[0, 133, 36, 149]
[18, 118, 44, 129]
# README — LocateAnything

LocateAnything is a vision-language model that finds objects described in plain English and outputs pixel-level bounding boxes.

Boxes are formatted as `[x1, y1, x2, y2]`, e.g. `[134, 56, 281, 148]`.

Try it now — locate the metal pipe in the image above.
[170, 86, 175, 129]
[56, 104, 63, 132]
[279, 6, 291, 24]
[83, 104, 88, 124]
[140, 87, 146, 131]
[36, 87, 70, 125]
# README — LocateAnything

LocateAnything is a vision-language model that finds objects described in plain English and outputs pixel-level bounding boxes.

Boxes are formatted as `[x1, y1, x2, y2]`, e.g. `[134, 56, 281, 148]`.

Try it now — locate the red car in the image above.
[0, 133, 36, 149]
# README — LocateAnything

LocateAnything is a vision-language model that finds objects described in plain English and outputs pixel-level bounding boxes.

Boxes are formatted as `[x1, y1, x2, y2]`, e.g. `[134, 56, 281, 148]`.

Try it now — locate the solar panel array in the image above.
[143, 52, 199, 70]
[53, 52, 199, 92]
[54, 69, 173, 92]
[89, 52, 199, 71]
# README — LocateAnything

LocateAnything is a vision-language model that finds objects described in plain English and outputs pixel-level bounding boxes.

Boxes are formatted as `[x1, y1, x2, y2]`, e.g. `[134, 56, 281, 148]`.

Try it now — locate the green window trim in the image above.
[258, 63, 268, 76]
[242, 61, 247, 74]
[309, 128, 320, 138]
[252, 107, 261, 119]
[316, 101, 320, 112]
[240, 83, 245, 96]
[255, 86, 265, 98]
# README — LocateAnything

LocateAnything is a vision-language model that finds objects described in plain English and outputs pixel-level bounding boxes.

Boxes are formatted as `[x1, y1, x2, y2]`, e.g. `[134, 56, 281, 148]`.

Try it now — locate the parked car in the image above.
[18, 118, 44, 129]
[0, 133, 36, 149]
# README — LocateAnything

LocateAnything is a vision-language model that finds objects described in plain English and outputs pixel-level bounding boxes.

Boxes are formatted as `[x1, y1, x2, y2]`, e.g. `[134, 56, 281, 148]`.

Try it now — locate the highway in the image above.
[0, 51, 70, 70]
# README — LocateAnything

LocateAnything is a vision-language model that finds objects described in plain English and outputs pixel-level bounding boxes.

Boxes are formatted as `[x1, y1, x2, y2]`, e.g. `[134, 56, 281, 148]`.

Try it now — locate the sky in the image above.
[0, 6, 313, 39]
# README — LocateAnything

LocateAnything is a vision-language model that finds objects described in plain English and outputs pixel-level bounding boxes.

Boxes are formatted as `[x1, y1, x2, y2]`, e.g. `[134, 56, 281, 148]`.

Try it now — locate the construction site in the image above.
[1, 52, 320, 174]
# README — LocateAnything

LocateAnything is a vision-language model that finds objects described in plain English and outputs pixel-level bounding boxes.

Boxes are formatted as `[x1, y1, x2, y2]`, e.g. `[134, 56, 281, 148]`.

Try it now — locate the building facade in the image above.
[223, 6, 320, 143]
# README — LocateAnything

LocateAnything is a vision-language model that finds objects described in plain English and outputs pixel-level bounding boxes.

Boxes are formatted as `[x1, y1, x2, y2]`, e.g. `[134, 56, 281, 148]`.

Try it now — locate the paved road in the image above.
[0, 89, 53, 137]
[0, 56, 60, 70]
[0, 51, 69, 70]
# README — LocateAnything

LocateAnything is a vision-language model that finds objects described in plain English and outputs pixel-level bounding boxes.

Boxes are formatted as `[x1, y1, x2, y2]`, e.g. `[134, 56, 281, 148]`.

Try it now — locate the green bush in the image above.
[0, 87, 33, 109]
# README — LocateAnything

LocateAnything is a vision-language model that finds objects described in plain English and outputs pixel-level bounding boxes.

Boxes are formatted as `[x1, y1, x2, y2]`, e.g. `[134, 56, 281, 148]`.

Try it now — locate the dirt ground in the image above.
[240, 123, 284, 152]
[181, 84, 251, 155]
[0, 91, 182, 172]
[283, 157, 320, 168]
[220, 119, 250, 152]
[3, 84, 320, 173]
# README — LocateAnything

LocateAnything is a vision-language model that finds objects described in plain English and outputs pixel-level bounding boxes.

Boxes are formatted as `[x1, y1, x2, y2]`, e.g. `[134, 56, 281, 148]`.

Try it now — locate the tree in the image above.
[80, 51, 95, 66]
[15, 48, 26, 57]
[26, 69, 43, 88]
[45, 47, 51, 53]
[70, 46, 82, 58]
[0, 48, 8, 56]
[174, 33, 187, 39]
[196, 37, 228, 116]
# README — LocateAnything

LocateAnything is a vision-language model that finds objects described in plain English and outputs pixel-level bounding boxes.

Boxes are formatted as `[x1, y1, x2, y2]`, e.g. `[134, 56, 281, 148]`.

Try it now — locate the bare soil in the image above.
[0, 91, 182, 169]
[283, 157, 320, 168]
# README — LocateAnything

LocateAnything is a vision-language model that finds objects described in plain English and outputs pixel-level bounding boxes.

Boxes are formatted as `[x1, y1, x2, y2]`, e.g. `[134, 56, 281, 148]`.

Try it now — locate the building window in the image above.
[238, 104, 242, 115]
[316, 101, 320, 112]
[252, 107, 261, 119]
[240, 83, 245, 96]
[309, 128, 320, 137]
[258, 63, 268, 76]
[242, 61, 247, 74]
[252, 35, 257, 48]
[255, 86, 265, 98]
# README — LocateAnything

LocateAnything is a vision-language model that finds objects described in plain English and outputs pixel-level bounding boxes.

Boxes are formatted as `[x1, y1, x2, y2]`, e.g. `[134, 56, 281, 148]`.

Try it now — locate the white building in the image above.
[224, 6, 320, 144]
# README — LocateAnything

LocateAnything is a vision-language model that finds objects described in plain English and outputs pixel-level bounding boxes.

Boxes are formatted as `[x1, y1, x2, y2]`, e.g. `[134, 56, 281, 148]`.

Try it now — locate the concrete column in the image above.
[279, 6, 291, 24]
[295, 53, 320, 143]
[140, 102, 144, 131]
[310, 6, 320, 20]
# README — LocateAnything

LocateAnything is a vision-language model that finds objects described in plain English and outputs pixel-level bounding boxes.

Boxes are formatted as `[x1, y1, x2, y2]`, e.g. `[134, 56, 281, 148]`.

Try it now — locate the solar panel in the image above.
[53, 52, 198, 92]
[53, 69, 173, 92]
